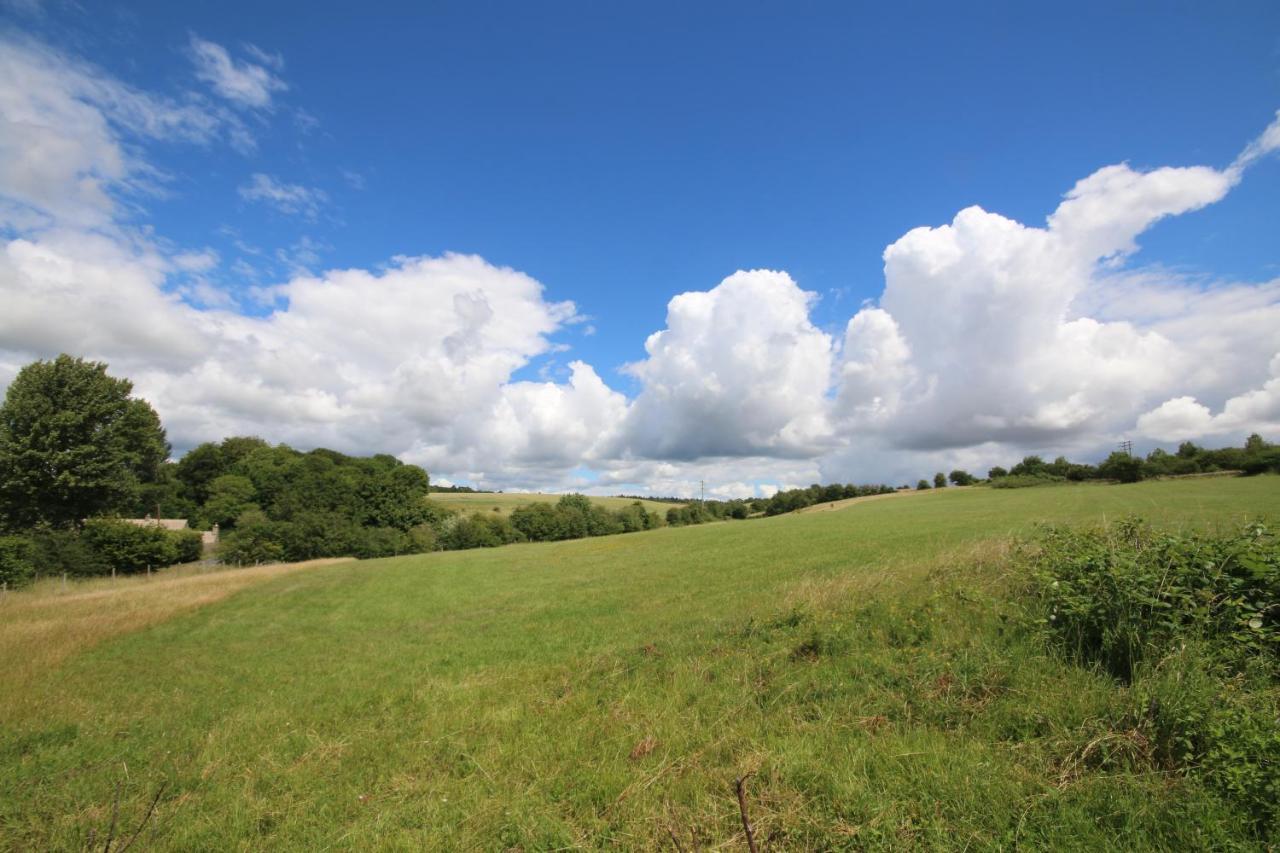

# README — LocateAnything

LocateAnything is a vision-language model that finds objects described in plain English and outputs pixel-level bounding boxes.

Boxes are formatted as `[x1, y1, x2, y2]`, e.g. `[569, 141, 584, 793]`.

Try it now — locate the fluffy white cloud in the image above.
[1138, 354, 1280, 441]
[614, 270, 835, 460]
[829, 114, 1280, 456]
[239, 173, 328, 219]
[189, 36, 287, 109]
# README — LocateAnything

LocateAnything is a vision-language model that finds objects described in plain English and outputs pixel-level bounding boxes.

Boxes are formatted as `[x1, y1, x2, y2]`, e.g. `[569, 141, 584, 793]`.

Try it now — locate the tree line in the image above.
[984, 435, 1278, 487]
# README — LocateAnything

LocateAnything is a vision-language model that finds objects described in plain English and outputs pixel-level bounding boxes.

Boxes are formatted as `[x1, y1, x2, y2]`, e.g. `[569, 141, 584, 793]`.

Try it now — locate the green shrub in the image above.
[28, 527, 107, 577]
[1027, 518, 1278, 682]
[170, 529, 204, 564]
[990, 474, 1065, 489]
[80, 519, 178, 575]
[1129, 647, 1280, 833]
[407, 522, 440, 552]
[354, 526, 411, 558]
[0, 534, 35, 588]
[218, 509, 284, 565]
[441, 513, 523, 550]
[1024, 518, 1280, 835]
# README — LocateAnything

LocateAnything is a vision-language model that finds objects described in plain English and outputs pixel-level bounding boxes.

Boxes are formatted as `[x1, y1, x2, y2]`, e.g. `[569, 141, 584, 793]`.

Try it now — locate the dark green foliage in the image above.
[916, 479, 931, 490]
[986, 433, 1276, 487]
[131, 463, 196, 519]
[199, 474, 257, 529]
[1025, 518, 1280, 833]
[1028, 518, 1278, 681]
[0, 535, 34, 587]
[761, 482, 895, 516]
[0, 355, 168, 530]
[79, 519, 179, 575]
[171, 529, 204, 564]
[933, 472, 947, 488]
[407, 522, 439, 553]
[353, 526, 412, 559]
[441, 513, 523, 550]
[1241, 446, 1280, 476]
[18, 519, 203, 577]
[26, 527, 106, 576]
[1098, 451, 1145, 483]
[509, 502, 564, 541]
[217, 509, 285, 566]
[1010, 455, 1046, 477]
[990, 473, 1066, 489]
[948, 469, 976, 486]
[176, 437, 435, 564]
[509, 497, 661, 542]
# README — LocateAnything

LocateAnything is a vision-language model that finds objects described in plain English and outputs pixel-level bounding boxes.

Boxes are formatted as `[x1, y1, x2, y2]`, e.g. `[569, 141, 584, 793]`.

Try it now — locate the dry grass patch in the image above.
[0, 558, 353, 721]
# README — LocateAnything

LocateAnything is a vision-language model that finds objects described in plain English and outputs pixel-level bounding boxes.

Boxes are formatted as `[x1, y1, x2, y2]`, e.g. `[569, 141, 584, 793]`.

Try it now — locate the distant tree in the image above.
[988, 466, 1008, 480]
[1098, 451, 1145, 484]
[175, 442, 226, 505]
[1047, 456, 1071, 478]
[933, 472, 947, 489]
[200, 474, 258, 529]
[948, 470, 975, 486]
[916, 479, 931, 490]
[218, 508, 284, 565]
[1010, 456, 1047, 477]
[1176, 441, 1202, 459]
[1245, 433, 1269, 453]
[0, 355, 168, 530]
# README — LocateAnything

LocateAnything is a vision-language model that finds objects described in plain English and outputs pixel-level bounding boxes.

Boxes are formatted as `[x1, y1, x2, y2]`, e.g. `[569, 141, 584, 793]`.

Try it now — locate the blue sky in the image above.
[2, 1, 1279, 495]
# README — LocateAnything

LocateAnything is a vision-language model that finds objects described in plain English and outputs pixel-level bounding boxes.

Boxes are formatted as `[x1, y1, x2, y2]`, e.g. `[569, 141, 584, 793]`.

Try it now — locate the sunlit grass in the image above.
[0, 558, 353, 721]
[1, 477, 1276, 849]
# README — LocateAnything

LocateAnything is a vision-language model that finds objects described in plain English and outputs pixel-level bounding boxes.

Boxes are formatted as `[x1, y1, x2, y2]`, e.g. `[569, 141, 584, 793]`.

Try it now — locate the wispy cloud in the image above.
[189, 35, 287, 109]
[238, 173, 328, 219]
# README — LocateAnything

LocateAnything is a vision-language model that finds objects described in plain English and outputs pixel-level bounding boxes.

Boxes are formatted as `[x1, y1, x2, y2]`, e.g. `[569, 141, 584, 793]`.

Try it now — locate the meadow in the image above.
[1, 477, 1277, 850]
[429, 492, 680, 518]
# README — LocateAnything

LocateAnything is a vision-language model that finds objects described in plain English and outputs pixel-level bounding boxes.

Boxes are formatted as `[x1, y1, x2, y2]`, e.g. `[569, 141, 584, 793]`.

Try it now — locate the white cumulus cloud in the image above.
[614, 270, 836, 461]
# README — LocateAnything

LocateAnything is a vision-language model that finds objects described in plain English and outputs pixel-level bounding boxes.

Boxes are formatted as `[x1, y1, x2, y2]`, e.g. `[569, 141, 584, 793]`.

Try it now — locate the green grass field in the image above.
[2, 478, 1277, 849]
[428, 491, 681, 518]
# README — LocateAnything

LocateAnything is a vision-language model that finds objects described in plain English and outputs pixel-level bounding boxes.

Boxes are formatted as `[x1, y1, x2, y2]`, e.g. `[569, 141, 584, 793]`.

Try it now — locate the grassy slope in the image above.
[428, 492, 680, 518]
[2, 478, 1277, 850]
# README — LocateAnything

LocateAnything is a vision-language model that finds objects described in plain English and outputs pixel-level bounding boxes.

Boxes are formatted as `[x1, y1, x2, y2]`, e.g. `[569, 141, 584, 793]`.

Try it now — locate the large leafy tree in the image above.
[0, 355, 168, 530]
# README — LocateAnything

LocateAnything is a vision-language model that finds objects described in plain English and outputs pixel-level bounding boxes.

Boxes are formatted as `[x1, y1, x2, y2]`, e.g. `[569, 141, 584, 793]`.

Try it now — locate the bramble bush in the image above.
[1027, 518, 1277, 681]
[1024, 518, 1279, 834]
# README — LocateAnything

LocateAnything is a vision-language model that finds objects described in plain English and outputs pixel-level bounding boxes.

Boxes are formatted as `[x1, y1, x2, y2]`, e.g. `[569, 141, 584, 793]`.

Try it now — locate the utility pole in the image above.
[700, 480, 705, 504]
[1119, 439, 1133, 457]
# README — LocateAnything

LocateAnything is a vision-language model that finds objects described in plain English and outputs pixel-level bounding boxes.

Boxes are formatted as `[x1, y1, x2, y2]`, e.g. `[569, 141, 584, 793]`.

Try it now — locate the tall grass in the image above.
[0, 558, 353, 720]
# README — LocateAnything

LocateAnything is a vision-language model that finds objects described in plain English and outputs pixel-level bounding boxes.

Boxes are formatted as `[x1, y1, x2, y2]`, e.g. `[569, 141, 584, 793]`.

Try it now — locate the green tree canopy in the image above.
[0, 355, 168, 530]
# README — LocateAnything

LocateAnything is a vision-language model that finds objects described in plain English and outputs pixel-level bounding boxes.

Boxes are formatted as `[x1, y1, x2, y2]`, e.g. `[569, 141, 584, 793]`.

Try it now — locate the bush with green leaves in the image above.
[80, 519, 179, 575]
[171, 529, 204, 564]
[1026, 518, 1277, 681]
[440, 513, 523, 550]
[0, 534, 34, 588]
[990, 473, 1065, 489]
[1023, 518, 1279, 834]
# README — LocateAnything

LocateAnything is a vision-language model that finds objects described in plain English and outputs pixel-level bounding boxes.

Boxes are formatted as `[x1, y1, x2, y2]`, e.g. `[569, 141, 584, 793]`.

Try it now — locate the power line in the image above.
[1119, 440, 1133, 457]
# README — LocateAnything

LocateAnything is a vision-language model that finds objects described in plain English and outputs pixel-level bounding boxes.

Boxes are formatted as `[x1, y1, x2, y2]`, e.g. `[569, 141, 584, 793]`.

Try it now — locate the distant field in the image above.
[2, 477, 1277, 849]
[429, 491, 681, 517]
